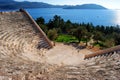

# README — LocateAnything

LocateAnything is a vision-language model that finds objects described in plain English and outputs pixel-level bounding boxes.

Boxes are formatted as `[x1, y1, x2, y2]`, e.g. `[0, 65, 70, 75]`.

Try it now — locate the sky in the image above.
[15, 0, 120, 9]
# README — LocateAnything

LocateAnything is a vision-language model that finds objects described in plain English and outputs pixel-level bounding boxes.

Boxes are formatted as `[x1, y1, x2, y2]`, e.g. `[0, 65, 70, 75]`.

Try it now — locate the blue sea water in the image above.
[1, 8, 120, 26]
[25, 8, 120, 26]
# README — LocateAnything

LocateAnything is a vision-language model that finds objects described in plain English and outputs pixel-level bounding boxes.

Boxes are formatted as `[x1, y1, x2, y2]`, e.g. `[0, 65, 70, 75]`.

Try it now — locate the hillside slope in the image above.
[64, 4, 107, 9]
[0, 0, 107, 9]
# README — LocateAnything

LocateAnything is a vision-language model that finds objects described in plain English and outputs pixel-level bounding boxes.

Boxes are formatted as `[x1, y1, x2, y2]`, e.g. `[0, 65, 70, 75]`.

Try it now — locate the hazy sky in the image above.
[15, 0, 120, 9]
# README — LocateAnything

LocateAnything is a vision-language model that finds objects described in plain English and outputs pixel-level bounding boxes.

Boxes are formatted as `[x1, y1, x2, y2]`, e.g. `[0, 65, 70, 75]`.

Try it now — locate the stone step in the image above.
[0, 10, 52, 60]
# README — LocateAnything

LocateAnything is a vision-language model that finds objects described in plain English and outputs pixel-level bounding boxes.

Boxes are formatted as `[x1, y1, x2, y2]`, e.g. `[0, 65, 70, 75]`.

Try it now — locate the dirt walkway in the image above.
[45, 43, 93, 65]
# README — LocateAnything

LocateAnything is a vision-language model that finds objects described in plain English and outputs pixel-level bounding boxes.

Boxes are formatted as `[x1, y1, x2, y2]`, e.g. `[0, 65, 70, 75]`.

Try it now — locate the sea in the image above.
[1, 8, 120, 26]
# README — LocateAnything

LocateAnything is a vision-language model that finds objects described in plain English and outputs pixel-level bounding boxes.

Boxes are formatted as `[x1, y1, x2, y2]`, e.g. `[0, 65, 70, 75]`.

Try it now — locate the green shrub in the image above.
[47, 29, 58, 40]
[55, 34, 78, 43]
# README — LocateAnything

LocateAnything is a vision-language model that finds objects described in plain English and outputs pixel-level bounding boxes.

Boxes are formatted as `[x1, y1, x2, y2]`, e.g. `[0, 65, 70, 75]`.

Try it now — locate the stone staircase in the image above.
[0, 10, 52, 60]
[85, 45, 120, 59]
[0, 52, 120, 80]
[49, 52, 120, 80]
[0, 10, 120, 80]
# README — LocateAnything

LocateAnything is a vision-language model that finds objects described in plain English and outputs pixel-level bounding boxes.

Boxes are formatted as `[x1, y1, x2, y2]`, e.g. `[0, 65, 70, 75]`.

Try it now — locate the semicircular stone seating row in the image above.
[0, 11, 49, 60]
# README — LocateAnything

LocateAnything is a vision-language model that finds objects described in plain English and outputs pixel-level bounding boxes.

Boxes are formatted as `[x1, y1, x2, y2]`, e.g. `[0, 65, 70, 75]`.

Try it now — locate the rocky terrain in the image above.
[0, 52, 120, 80]
[0, 10, 120, 80]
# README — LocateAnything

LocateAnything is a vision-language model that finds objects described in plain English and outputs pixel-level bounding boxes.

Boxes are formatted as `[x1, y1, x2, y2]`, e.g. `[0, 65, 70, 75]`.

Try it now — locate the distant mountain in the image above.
[0, 0, 55, 9]
[0, 0, 107, 10]
[63, 4, 107, 9]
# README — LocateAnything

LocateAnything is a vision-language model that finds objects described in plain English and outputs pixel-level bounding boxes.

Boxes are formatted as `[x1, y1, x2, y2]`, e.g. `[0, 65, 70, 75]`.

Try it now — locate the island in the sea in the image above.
[63, 4, 107, 9]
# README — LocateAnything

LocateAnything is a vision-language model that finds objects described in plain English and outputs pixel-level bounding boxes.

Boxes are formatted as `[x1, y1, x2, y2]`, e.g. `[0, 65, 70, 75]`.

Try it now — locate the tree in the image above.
[36, 17, 45, 25]
[47, 15, 65, 32]
[36, 17, 48, 34]
[105, 39, 115, 48]
[86, 23, 94, 32]
[72, 26, 85, 43]
[39, 24, 48, 34]
[47, 29, 58, 41]
[64, 20, 73, 33]
[83, 32, 92, 46]
[114, 33, 120, 45]
[47, 19, 54, 29]
[93, 31, 104, 44]
[53, 15, 61, 28]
